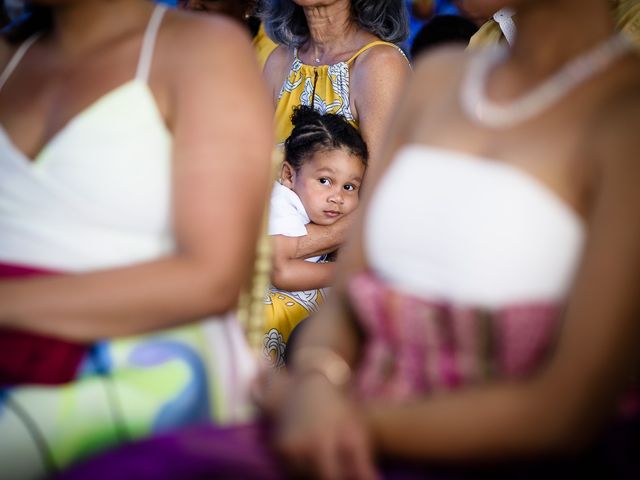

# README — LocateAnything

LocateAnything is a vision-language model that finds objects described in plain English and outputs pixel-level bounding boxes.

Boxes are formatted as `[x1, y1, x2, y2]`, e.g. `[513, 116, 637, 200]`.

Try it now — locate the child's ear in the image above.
[280, 162, 296, 189]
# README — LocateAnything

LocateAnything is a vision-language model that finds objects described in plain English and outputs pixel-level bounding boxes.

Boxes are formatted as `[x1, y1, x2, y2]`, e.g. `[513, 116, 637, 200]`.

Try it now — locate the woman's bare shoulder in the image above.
[160, 9, 256, 69]
[264, 44, 292, 72]
[351, 42, 410, 77]
[413, 44, 469, 87]
[263, 45, 292, 80]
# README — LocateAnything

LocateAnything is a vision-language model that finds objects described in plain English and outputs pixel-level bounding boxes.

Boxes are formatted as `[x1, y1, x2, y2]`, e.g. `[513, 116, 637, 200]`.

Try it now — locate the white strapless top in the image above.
[365, 144, 586, 308]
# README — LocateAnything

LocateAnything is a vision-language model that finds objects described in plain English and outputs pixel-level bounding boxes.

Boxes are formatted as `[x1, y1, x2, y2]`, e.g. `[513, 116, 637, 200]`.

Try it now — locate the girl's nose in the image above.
[328, 190, 344, 204]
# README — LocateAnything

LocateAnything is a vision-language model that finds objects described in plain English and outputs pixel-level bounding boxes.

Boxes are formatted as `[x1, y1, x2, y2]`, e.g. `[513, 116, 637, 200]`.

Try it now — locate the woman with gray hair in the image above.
[263, 0, 411, 163]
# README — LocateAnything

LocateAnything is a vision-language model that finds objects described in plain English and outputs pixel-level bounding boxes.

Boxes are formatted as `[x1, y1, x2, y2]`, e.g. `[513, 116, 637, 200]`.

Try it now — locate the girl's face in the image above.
[282, 148, 365, 226]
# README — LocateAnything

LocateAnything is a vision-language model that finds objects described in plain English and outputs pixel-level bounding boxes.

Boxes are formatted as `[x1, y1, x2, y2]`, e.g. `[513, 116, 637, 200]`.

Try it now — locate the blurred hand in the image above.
[272, 375, 377, 480]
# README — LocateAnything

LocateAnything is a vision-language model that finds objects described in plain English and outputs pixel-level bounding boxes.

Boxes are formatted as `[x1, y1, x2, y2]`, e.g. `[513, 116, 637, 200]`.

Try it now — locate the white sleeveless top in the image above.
[365, 144, 586, 309]
[0, 5, 173, 272]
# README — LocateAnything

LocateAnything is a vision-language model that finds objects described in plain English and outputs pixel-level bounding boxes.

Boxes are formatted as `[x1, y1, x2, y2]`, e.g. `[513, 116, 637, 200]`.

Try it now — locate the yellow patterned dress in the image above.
[274, 41, 406, 144]
[263, 182, 328, 368]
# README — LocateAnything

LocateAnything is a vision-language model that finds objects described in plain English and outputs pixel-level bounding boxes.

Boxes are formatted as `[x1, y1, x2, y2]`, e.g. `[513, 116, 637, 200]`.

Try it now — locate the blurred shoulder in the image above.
[409, 44, 469, 102]
[413, 44, 468, 82]
[160, 9, 254, 64]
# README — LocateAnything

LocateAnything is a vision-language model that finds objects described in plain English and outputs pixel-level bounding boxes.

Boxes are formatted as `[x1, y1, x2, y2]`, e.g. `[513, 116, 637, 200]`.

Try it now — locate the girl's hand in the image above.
[274, 375, 377, 480]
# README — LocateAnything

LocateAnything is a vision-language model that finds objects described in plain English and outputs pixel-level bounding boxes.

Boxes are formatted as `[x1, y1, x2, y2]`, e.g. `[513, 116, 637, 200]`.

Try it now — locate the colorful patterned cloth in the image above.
[0, 265, 256, 479]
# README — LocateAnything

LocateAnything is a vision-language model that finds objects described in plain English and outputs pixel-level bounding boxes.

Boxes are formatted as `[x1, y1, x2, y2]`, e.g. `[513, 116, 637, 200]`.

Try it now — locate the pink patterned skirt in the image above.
[348, 271, 561, 400]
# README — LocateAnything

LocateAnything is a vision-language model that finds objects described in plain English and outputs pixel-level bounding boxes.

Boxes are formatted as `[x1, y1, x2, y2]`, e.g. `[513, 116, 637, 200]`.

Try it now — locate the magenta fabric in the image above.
[0, 263, 87, 386]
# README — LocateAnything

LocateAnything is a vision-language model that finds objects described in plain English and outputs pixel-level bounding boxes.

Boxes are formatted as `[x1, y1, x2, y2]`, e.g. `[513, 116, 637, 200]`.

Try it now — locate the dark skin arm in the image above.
[292, 214, 353, 259]
[271, 234, 335, 291]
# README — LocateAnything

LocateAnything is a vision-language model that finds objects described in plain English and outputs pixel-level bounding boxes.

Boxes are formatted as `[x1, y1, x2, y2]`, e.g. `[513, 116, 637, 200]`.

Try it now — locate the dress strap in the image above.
[135, 4, 168, 82]
[346, 40, 408, 65]
[0, 33, 41, 93]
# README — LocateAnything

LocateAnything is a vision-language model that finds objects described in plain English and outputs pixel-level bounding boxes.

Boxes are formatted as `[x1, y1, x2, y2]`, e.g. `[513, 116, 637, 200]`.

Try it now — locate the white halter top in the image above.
[365, 144, 586, 309]
[0, 5, 173, 272]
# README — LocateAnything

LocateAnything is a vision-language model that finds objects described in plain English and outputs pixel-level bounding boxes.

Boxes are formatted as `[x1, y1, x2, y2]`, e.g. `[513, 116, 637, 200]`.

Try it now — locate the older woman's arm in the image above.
[0, 15, 273, 342]
[351, 44, 411, 165]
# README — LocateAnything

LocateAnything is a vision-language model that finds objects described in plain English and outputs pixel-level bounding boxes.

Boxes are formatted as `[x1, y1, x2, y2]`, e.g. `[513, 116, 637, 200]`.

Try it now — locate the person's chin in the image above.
[313, 214, 341, 226]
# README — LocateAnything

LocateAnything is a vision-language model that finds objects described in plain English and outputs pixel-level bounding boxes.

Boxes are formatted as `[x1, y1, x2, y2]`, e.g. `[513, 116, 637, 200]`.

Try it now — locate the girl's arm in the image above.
[292, 213, 353, 259]
[0, 15, 273, 342]
[271, 234, 335, 291]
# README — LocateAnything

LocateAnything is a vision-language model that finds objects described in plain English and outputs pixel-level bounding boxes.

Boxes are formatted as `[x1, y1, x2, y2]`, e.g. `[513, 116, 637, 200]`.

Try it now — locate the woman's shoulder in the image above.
[348, 40, 412, 98]
[160, 9, 255, 66]
[350, 40, 410, 72]
[413, 44, 469, 81]
[264, 45, 293, 78]
[263, 44, 294, 97]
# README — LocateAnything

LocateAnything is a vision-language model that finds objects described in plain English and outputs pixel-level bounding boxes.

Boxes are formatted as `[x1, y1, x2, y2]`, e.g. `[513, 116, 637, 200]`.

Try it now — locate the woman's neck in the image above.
[47, 0, 153, 58]
[301, 0, 364, 63]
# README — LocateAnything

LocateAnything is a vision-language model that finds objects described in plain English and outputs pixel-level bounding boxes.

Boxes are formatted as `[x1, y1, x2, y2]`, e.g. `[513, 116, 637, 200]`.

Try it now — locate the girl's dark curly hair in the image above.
[262, 0, 408, 48]
[284, 106, 368, 171]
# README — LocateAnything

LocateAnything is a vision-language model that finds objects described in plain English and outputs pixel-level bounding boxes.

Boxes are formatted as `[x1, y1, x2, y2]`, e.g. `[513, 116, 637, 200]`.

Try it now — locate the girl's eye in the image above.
[319, 178, 330, 185]
[344, 184, 357, 192]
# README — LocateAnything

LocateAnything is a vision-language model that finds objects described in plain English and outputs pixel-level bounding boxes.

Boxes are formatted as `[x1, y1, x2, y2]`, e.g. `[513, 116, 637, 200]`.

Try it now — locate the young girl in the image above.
[264, 106, 368, 368]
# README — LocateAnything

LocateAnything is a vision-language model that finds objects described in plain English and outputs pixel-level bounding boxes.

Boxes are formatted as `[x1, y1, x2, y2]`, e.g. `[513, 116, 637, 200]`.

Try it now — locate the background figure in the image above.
[410, 14, 478, 60]
[468, 0, 640, 48]
[0, 0, 272, 477]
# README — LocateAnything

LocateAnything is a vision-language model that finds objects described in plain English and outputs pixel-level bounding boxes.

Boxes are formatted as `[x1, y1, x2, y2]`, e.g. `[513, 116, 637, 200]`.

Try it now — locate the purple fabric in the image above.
[59, 417, 640, 480]
[59, 422, 285, 480]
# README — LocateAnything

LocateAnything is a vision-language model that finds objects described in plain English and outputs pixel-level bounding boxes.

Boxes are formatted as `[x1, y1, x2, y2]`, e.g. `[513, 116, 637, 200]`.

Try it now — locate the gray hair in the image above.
[261, 0, 409, 48]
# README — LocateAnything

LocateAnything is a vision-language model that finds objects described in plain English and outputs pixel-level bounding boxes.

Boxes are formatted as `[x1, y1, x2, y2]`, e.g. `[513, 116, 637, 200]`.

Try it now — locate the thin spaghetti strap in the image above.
[0, 33, 41, 93]
[346, 40, 408, 65]
[135, 4, 168, 83]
